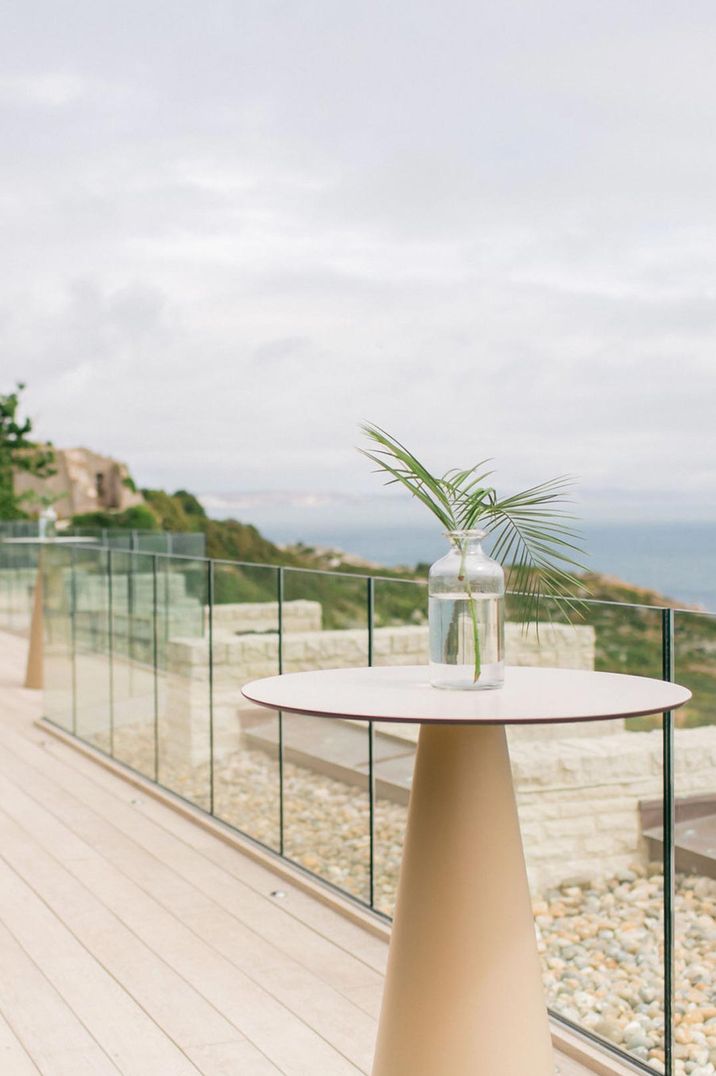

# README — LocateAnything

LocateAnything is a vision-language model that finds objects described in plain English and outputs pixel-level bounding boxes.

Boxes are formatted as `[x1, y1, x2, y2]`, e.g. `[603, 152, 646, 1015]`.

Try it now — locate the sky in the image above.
[2, 1, 716, 521]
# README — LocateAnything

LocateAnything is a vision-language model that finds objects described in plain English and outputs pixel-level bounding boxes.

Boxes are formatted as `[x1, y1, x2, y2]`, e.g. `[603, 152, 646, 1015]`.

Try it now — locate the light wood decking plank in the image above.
[0, 752, 363, 1076]
[185, 1040, 283, 1075]
[0, 796, 283, 1075]
[0, 631, 601, 1076]
[0, 918, 120, 1076]
[0, 745, 372, 1074]
[0, 854, 201, 1076]
[0, 1011, 41, 1075]
[28, 714, 390, 981]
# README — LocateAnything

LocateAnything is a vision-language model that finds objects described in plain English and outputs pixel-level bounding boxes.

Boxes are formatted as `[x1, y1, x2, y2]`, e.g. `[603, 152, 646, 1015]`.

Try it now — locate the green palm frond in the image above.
[484, 486, 588, 626]
[358, 423, 457, 530]
[360, 423, 588, 627]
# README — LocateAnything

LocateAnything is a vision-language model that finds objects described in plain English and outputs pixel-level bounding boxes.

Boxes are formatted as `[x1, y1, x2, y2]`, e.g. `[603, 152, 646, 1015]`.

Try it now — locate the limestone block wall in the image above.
[366, 623, 605, 743]
[72, 571, 192, 609]
[163, 638, 716, 887]
[163, 621, 597, 774]
[207, 600, 322, 635]
[514, 726, 716, 890]
[160, 615, 716, 891]
[58, 586, 716, 889]
[0, 567, 36, 633]
[69, 571, 205, 656]
[0, 565, 206, 652]
[168, 620, 596, 684]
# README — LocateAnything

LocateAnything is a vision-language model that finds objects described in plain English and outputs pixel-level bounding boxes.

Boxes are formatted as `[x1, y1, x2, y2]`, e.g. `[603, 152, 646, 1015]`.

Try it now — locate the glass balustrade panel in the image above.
[110, 550, 157, 777]
[73, 545, 111, 750]
[211, 560, 281, 850]
[155, 555, 210, 810]
[371, 576, 427, 917]
[673, 608, 716, 1076]
[281, 567, 371, 903]
[42, 544, 74, 731]
[507, 593, 667, 1071]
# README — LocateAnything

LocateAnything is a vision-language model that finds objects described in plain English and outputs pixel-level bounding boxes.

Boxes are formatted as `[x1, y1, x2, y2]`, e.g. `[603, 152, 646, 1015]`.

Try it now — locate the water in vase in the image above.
[429, 592, 505, 690]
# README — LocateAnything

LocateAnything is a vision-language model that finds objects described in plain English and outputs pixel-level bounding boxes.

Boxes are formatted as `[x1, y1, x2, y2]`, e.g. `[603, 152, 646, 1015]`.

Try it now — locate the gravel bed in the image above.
[536, 868, 716, 1075]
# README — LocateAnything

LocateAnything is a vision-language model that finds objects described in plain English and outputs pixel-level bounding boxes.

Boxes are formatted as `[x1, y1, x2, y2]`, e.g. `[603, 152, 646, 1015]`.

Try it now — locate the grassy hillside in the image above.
[565, 575, 716, 730]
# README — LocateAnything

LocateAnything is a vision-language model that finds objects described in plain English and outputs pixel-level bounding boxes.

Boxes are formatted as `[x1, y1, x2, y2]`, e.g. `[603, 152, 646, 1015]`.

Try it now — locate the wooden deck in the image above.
[0, 631, 604, 1074]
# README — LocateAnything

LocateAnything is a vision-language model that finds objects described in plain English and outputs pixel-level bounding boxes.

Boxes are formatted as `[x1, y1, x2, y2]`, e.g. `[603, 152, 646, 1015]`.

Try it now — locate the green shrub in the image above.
[71, 504, 160, 531]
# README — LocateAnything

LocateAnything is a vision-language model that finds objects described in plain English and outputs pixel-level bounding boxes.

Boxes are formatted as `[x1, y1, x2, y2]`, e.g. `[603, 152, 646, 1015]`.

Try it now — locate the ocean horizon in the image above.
[201, 494, 716, 614]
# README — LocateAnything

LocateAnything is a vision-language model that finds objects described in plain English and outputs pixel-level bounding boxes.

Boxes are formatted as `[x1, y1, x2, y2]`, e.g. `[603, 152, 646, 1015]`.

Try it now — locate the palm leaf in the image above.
[483, 481, 589, 625]
[359, 424, 457, 529]
[359, 423, 588, 629]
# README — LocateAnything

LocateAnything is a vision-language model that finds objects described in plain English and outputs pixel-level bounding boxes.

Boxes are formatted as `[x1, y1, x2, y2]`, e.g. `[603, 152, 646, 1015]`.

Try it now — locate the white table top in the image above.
[242, 665, 691, 725]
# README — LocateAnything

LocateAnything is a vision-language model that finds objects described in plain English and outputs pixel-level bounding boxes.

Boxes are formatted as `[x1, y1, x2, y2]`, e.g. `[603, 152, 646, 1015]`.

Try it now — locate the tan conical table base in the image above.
[24, 561, 44, 690]
[372, 723, 555, 1076]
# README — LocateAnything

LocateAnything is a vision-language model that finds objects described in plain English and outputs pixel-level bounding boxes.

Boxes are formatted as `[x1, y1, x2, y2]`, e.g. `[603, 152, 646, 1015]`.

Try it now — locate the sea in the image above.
[202, 494, 716, 614]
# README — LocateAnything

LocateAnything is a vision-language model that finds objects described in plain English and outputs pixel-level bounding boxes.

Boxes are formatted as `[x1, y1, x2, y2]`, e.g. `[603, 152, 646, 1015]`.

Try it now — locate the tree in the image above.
[0, 383, 56, 519]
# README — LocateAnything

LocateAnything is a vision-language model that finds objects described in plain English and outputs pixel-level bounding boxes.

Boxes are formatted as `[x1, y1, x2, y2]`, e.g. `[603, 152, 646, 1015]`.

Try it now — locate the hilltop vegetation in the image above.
[74, 488, 310, 566]
[562, 575, 716, 730]
[144, 489, 301, 565]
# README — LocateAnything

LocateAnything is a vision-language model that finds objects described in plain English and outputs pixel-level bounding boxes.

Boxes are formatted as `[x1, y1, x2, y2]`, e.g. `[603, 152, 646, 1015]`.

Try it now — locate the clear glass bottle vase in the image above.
[429, 529, 505, 690]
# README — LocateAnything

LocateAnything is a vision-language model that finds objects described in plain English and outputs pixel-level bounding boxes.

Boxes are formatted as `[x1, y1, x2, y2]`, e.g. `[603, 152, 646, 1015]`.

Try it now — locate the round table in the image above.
[242, 665, 691, 1076]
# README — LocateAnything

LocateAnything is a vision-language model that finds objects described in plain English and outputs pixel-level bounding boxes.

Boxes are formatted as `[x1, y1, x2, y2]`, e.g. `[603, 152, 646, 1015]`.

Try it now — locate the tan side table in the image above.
[243, 665, 691, 1076]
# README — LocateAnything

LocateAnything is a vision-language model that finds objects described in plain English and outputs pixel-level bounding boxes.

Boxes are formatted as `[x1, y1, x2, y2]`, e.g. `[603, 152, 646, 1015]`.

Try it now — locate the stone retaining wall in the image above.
[207, 600, 322, 634]
[0, 567, 36, 633]
[159, 617, 716, 890]
[168, 620, 596, 683]
[162, 620, 601, 828]
[44, 584, 716, 890]
[166, 621, 603, 761]
[514, 725, 716, 889]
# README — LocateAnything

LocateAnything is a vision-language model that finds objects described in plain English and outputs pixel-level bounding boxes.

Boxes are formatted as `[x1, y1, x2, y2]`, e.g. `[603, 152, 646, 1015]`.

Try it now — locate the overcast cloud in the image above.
[2, 1, 715, 519]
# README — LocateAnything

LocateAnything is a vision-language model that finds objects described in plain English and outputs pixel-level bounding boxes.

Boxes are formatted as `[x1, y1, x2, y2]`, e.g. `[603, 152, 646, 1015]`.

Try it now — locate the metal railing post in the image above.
[662, 607, 675, 1076]
[208, 559, 215, 816]
[127, 547, 135, 668]
[107, 547, 115, 757]
[278, 566, 285, 856]
[152, 554, 159, 783]
[70, 545, 77, 736]
[367, 576, 376, 909]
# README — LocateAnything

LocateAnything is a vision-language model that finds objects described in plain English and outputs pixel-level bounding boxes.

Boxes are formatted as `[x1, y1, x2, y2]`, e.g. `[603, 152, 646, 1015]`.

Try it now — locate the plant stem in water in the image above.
[458, 542, 481, 682]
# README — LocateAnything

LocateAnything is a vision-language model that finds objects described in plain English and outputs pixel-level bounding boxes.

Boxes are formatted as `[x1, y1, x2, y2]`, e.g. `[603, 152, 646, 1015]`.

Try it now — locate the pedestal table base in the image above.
[372, 722, 555, 1076]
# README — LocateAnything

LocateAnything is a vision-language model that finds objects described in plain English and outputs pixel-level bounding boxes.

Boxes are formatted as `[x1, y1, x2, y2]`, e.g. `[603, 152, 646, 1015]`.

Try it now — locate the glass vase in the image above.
[429, 529, 505, 690]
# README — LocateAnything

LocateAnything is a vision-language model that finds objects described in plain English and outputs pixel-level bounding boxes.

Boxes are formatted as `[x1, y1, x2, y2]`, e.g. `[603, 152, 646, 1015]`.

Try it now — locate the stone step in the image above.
[643, 813, 716, 880]
[244, 714, 415, 804]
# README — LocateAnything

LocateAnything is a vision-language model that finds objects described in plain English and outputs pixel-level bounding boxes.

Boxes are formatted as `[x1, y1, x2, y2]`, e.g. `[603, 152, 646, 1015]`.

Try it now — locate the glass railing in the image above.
[0, 537, 38, 633]
[0, 521, 206, 556]
[0, 537, 713, 1076]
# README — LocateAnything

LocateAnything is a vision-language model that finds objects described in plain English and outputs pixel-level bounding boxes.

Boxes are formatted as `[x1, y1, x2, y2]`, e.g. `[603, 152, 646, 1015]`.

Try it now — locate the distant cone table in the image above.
[0, 536, 98, 690]
[243, 665, 691, 1076]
